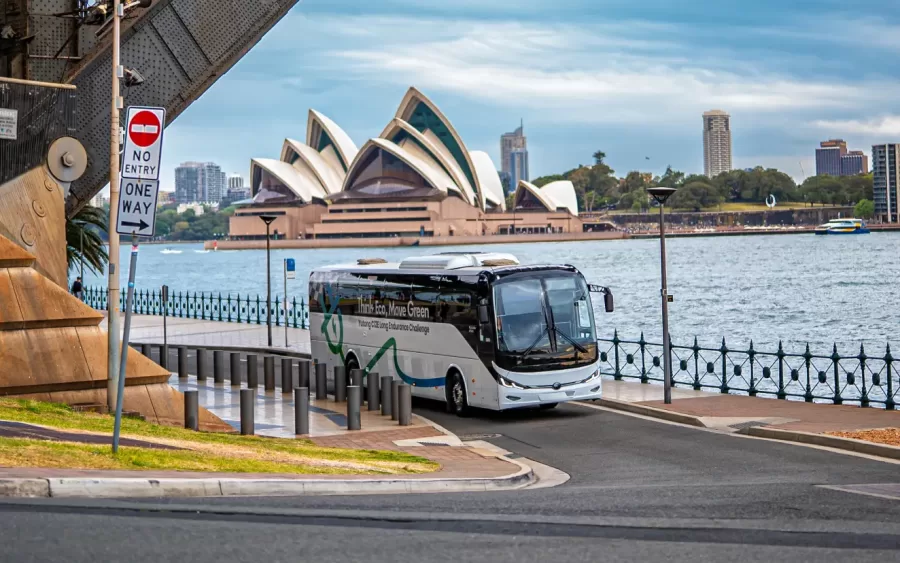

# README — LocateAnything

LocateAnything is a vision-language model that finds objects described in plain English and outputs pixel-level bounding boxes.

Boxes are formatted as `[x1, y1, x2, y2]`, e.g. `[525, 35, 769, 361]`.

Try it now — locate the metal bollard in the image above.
[316, 362, 328, 401]
[141, 343, 151, 358]
[298, 360, 311, 390]
[196, 349, 207, 381]
[177, 346, 188, 379]
[230, 352, 242, 386]
[350, 369, 364, 407]
[367, 371, 380, 411]
[398, 384, 412, 426]
[213, 350, 225, 383]
[334, 366, 347, 402]
[264, 356, 275, 390]
[391, 380, 400, 421]
[380, 375, 392, 416]
[183, 390, 198, 431]
[295, 387, 309, 435]
[240, 388, 255, 435]
[246, 354, 258, 388]
[281, 358, 293, 394]
[159, 344, 169, 370]
[347, 386, 361, 431]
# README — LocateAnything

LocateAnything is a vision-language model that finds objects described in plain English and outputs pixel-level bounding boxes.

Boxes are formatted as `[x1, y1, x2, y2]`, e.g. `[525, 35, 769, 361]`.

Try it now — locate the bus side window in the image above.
[440, 292, 476, 326]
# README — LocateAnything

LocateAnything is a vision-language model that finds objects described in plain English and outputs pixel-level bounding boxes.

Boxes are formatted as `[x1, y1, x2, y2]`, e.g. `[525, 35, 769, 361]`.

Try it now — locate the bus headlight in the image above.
[499, 376, 528, 390]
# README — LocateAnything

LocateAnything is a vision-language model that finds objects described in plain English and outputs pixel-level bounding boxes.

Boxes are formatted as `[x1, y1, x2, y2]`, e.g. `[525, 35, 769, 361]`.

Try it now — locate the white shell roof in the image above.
[515, 180, 579, 216]
[344, 138, 460, 197]
[470, 150, 506, 211]
[251, 158, 327, 203]
[280, 138, 344, 195]
[306, 110, 359, 172]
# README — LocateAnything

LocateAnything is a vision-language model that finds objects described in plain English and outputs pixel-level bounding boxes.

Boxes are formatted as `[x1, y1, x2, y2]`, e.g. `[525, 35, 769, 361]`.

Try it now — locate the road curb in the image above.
[0, 461, 533, 499]
[591, 398, 706, 427]
[744, 426, 900, 460]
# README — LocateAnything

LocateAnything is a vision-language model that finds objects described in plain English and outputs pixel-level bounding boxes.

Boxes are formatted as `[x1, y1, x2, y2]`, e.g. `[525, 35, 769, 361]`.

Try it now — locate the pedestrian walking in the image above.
[71, 276, 84, 301]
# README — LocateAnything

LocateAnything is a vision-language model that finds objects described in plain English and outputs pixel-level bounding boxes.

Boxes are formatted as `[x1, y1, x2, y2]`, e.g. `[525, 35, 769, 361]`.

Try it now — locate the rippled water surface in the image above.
[82, 233, 898, 354]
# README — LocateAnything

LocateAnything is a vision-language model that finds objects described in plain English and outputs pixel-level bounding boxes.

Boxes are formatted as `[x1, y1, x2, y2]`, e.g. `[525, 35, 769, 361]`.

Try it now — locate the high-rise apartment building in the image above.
[702, 110, 732, 178]
[174, 162, 227, 204]
[228, 174, 244, 191]
[873, 144, 900, 222]
[500, 121, 528, 186]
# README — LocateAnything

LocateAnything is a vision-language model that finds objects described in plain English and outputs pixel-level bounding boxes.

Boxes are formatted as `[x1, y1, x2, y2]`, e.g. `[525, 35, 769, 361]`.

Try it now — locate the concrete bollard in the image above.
[281, 358, 293, 394]
[246, 354, 258, 388]
[367, 371, 380, 411]
[240, 389, 255, 435]
[177, 346, 188, 379]
[141, 343, 151, 358]
[391, 380, 400, 421]
[334, 366, 347, 402]
[159, 344, 169, 370]
[229, 352, 240, 386]
[347, 386, 361, 431]
[316, 363, 328, 401]
[264, 356, 275, 390]
[398, 384, 412, 426]
[295, 387, 309, 435]
[183, 390, 199, 431]
[350, 369, 364, 407]
[298, 360, 311, 390]
[196, 349, 208, 381]
[213, 350, 225, 383]
[380, 375, 392, 416]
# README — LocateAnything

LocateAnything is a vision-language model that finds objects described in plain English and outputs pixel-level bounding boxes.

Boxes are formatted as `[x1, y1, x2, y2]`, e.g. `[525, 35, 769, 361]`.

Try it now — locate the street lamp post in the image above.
[647, 186, 677, 404]
[259, 215, 277, 347]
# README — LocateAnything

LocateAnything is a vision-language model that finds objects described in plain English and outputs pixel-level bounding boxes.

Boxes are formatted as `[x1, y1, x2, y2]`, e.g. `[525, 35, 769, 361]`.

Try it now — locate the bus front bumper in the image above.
[496, 368, 603, 409]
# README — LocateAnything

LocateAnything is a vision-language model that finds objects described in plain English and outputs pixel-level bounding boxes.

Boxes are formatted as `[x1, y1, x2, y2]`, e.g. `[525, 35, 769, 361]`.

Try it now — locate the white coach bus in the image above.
[309, 252, 614, 415]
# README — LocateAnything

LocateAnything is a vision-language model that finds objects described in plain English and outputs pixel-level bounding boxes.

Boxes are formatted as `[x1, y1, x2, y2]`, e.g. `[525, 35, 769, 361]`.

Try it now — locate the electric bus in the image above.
[309, 252, 614, 415]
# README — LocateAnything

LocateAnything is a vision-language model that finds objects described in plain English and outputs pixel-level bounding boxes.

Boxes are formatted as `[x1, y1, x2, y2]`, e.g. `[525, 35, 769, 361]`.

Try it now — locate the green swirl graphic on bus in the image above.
[319, 284, 444, 387]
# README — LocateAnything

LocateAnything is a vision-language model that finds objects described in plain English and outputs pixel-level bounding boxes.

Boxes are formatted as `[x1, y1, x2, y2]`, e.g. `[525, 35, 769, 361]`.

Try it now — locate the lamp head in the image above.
[647, 186, 677, 205]
[259, 214, 278, 226]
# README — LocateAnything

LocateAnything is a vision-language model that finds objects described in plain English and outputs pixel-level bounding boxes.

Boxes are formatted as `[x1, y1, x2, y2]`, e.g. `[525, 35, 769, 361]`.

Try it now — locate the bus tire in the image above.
[345, 354, 360, 374]
[447, 371, 470, 417]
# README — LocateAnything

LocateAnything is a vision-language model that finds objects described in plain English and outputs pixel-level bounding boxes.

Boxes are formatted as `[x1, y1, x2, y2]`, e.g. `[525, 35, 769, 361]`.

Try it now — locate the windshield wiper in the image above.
[552, 326, 588, 354]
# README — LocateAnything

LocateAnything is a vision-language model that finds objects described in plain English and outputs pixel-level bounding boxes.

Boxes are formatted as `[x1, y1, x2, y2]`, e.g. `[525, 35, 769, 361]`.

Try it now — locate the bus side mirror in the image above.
[477, 303, 490, 325]
[604, 290, 614, 313]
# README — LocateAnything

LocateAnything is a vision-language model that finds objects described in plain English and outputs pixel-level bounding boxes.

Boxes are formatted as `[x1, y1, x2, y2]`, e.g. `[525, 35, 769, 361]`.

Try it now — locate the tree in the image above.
[854, 199, 875, 219]
[592, 151, 606, 165]
[66, 205, 109, 275]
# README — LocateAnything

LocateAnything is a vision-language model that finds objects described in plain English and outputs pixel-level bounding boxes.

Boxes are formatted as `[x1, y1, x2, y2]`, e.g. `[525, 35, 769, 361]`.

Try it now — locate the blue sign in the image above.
[285, 258, 296, 279]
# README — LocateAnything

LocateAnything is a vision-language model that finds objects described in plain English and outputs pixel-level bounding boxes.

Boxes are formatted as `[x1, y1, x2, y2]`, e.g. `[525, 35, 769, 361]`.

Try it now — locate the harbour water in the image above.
[81, 232, 898, 353]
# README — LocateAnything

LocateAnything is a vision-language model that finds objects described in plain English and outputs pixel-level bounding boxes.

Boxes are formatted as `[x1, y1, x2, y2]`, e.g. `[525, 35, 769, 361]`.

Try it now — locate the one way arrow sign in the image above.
[116, 179, 159, 237]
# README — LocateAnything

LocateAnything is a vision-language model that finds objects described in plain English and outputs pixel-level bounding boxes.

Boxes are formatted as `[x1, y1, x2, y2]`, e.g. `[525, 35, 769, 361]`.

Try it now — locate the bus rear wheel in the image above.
[447, 372, 470, 417]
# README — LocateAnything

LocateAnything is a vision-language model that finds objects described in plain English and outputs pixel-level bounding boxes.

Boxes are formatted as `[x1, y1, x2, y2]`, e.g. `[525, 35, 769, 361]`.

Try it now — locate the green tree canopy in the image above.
[854, 199, 875, 219]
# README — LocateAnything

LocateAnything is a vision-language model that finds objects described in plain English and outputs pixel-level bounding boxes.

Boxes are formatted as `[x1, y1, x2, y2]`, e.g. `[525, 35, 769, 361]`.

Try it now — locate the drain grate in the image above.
[417, 441, 451, 447]
[729, 420, 769, 431]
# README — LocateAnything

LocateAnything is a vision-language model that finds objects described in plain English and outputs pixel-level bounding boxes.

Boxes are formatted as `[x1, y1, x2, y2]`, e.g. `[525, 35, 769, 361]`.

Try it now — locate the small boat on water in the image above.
[815, 218, 870, 235]
[194, 250, 210, 254]
[160, 247, 183, 254]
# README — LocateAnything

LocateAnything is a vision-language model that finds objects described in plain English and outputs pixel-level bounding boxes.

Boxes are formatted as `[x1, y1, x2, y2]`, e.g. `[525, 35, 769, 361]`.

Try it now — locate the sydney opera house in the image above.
[228, 87, 586, 241]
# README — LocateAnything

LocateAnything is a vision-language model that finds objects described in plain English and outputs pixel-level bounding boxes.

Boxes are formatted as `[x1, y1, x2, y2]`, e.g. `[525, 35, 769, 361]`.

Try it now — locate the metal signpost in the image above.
[284, 258, 295, 347]
[112, 106, 165, 452]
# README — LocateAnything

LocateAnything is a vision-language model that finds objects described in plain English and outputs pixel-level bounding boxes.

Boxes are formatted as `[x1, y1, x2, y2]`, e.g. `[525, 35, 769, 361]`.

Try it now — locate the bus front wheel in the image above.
[447, 372, 470, 417]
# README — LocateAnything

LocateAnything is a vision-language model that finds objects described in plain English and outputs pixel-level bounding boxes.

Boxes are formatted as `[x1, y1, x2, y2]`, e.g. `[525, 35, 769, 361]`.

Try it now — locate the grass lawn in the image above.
[0, 398, 436, 475]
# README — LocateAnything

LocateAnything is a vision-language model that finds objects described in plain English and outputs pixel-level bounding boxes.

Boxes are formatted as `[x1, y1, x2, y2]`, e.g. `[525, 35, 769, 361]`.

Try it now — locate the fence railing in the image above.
[84, 286, 309, 329]
[598, 331, 897, 409]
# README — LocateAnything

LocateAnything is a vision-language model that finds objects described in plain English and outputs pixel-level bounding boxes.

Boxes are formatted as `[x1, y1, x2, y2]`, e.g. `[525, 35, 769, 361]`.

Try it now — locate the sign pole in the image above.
[112, 234, 139, 453]
[107, 0, 123, 413]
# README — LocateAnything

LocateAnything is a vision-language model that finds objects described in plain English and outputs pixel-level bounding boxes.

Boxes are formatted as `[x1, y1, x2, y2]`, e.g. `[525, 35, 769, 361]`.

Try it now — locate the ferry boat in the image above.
[814, 218, 870, 235]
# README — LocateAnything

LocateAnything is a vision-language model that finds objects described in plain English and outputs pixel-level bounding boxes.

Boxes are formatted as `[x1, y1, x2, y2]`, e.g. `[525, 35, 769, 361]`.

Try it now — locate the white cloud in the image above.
[814, 116, 900, 137]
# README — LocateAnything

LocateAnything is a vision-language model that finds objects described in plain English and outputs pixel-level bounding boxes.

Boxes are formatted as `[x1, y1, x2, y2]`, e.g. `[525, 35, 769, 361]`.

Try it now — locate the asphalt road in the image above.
[3, 399, 899, 562]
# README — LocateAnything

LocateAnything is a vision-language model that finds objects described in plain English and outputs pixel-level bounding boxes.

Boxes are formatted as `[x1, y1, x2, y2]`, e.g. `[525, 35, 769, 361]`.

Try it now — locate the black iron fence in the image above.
[84, 286, 309, 329]
[598, 331, 898, 409]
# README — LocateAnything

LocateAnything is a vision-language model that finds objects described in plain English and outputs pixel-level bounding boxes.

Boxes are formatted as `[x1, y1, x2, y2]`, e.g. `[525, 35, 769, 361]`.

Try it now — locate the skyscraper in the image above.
[228, 174, 244, 191]
[815, 139, 847, 176]
[702, 110, 732, 178]
[841, 150, 869, 176]
[501, 121, 528, 186]
[873, 144, 900, 222]
[508, 149, 529, 195]
[174, 162, 227, 204]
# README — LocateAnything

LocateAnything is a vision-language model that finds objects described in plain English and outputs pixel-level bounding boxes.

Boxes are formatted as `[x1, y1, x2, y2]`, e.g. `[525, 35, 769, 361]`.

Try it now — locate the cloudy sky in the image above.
[156, 0, 900, 191]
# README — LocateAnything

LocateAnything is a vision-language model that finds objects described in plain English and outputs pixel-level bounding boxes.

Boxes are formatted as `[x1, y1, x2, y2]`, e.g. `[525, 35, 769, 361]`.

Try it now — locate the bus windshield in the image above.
[493, 273, 597, 366]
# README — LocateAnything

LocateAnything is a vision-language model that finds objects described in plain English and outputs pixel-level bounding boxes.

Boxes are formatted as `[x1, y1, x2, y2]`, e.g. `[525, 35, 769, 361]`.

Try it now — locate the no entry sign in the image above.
[122, 106, 165, 180]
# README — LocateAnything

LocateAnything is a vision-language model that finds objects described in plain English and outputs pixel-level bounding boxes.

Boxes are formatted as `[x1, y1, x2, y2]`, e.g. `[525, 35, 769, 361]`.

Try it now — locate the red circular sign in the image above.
[128, 110, 161, 148]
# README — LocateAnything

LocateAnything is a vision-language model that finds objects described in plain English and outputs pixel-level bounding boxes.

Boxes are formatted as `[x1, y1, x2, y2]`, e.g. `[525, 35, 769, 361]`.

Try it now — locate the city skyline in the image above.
[149, 0, 900, 189]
